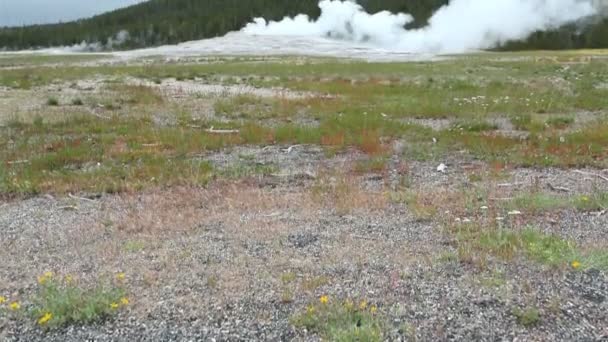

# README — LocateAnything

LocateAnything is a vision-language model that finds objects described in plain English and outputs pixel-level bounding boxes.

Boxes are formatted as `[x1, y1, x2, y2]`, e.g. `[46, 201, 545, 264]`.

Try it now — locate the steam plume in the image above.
[243, 0, 605, 53]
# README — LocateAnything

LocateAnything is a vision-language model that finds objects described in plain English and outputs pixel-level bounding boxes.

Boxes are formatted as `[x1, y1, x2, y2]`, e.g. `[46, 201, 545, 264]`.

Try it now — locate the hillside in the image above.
[0, 0, 607, 51]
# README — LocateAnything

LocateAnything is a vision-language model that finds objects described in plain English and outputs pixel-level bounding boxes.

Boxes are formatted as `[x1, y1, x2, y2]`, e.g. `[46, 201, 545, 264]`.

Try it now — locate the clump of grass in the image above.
[123, 240, 145, 253]
[452, 120, 498, 132]
[112, 85, 163, 105]
[507, 193, 569, 214]
[292, 296, 384, 341]
[478, 228, 577, 266]
[281, 289, 294, 304]
[30, 272, 128, 328]
[512, 307, 540, 327]
[545, 116, 574, 129]
[207, 275, 219, 289]
[280, 272, 297, 284]
[354, 156, 388, 173]
[311, 173, 387, 215]
[46, 97, 59, 106]
[573, 192, 608, 211]
[390, 191, 439, 222]
[219, 162, 277, 179]
[301, 276, 330, 292]
[456, 226, 608, 270]
[71, 98, 84, 106]
[503, 192, 607, 214]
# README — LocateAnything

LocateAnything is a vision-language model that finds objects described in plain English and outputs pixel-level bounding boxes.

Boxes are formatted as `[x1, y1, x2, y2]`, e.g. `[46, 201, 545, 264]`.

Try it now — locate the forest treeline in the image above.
[0, 0, 607, 51]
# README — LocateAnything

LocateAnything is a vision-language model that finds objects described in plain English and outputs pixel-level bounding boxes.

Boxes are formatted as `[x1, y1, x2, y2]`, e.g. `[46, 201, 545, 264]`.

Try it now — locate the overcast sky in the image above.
[0, 0, 147, 27]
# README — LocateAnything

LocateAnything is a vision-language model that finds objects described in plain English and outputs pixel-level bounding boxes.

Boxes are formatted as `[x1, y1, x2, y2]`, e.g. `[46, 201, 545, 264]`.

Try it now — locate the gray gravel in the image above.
[1, 143, 607, 341]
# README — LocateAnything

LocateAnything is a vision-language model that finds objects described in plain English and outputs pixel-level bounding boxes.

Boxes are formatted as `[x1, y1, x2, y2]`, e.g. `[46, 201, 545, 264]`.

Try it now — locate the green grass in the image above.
[30, 273, 127, 328]
[512, 307, 541, 327]
[354, 156, 389, 173]
[71, 98, 84, 106]
[545, 116, 574, 129]
[46, 97, 59, 106]
[0, 54, 108, 68]
[2, 54, 608, 195]
[455, 225, 608, 270]
[503, 192, 608, 214]
[292, 298, 384, 341]
[452, 120, 499, 132]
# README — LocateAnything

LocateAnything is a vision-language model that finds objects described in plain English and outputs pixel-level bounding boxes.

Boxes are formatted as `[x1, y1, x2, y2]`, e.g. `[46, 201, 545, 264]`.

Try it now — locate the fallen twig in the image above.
[57, 205, 78, 211]
[68, 193, 98, 203]
[7, 160, 29, 165]
[270, 171, 316, 180]
[142, 143, 161, 147]
[260, 212, 281, 218]
[547, 183, 571, 193]
[204, 126, 239, 134]
[489, 197, 514, 201]
[573, 170, 608, 182]
[283, 145, 302, 153]
[497, 182, 525, 187]
[351, 234, 380, 241]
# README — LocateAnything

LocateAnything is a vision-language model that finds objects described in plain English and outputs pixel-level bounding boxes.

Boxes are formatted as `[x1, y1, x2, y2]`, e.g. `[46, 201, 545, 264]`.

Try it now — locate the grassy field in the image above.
[1, 51, 607, 340]
[2, 52, 607, 196]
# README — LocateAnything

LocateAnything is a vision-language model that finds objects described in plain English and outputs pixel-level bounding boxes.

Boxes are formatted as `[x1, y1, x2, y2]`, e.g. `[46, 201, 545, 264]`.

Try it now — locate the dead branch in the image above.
[204, 126, 239, 134]
[547, 183, 571, 193]
[497, 182, 525, 187]
[68, 193, 98, 203]
[7, 160, 29, 165]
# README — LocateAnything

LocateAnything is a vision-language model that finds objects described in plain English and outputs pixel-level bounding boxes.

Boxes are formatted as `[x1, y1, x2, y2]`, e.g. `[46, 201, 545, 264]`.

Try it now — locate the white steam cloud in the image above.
[243, 0, 605, 53]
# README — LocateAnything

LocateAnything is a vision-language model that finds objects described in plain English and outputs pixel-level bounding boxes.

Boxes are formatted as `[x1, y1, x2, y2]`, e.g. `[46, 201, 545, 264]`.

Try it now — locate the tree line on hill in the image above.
[0, 0, 607, 51]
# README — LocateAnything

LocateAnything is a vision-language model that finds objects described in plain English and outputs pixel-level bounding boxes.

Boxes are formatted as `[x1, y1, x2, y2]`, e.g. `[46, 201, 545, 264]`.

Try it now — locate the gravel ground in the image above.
[1, 143, 607, 341]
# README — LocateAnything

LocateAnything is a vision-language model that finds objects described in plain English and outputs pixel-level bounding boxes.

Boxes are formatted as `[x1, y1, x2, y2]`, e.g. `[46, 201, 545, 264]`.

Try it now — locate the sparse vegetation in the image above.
[512, 307, 541, 327]
[71, 98, 84, 106]
[453, 225, 608, 270]
[292, 297, 384, 341]
[23, 272, 127, 328]
[2, 52, 608, 340]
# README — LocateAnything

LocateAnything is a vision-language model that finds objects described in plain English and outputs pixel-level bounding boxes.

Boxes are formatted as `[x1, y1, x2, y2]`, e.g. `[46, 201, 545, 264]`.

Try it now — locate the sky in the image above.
[0, 0, 147, 27]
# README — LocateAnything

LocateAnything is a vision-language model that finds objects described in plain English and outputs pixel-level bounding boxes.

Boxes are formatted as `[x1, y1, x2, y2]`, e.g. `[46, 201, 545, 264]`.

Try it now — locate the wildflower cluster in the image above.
[293, 295, 384, 340]
[0, 294, 21, 313]
[29, 271, 130, 328]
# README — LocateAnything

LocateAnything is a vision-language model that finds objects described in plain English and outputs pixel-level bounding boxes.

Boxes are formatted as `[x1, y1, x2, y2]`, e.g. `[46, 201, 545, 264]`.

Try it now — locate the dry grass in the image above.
[109, 175, 388, 237]
[311, 171, 388, 215]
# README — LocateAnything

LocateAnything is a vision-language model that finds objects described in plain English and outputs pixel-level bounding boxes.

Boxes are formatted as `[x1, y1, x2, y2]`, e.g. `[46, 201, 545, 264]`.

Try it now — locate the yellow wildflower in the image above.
[110, 302, 119, 309]
[38, 312, 53, 325]
[571, 260, 582, 269]
[359, 300, 367, 310]
[581, 196, 589, 202]
[116, 273, 126, 281]
[0, 296, 6, 304]
[370, 305, 378, 314]
[65, 275, 73, 284]
[307, 305, 315, 314]
[319, 295, 329, 304]
[9, 302, 20, 310]
[44, 271, 53, 278]
[120, 297, 129, 306]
